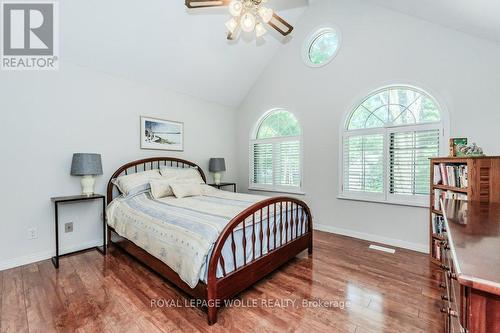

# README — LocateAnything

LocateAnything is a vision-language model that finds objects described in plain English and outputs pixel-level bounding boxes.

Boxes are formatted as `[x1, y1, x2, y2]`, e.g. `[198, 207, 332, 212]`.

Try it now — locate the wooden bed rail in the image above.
[206, 196, 313, 324]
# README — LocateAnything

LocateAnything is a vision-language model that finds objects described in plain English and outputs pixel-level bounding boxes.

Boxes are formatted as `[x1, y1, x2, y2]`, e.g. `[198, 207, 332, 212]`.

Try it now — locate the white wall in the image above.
[0, 62, 237, 269]
[235, 0, 500, 251]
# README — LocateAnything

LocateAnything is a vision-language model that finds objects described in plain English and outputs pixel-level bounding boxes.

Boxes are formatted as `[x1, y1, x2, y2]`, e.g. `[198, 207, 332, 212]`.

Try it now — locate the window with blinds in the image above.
[341, 86, 445, 206]
[344, 134, 384, 193]
[389, 130, 440, 195]
[250, 110, 302, 192]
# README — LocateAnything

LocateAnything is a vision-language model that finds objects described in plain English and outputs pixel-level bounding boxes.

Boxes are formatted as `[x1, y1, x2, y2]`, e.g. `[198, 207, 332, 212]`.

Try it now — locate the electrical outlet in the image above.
[65, 222, 74, 233]
[28, 227, 38, 240]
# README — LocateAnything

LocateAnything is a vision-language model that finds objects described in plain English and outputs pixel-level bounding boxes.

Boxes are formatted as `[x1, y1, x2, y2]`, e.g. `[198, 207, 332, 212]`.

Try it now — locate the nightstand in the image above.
[208, 182, 237, 193]
[50, 194, 106, 268]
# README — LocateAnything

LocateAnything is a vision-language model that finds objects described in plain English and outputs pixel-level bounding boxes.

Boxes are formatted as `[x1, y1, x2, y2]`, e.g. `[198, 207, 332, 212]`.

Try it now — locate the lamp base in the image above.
[213, 172, 222, 185]
[81, 175, 95, 196]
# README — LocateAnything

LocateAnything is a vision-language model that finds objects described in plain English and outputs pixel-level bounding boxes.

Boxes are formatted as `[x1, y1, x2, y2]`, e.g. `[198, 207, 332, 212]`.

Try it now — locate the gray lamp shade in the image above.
[71, 153, 103, 176]
[209, 158, 226, 172]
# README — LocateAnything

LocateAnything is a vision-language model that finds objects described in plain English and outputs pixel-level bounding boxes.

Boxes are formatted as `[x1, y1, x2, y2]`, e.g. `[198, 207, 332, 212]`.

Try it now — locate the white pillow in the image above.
[112, 169, 161, 196]
[170, 182, 203, 198]
[149, 179, 175, 199]
[160, 167, 204, 183]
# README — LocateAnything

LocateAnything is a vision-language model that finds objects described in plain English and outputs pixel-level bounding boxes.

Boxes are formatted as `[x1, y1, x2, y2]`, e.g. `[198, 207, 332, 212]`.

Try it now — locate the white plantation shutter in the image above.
[251, 139, 301, 189]
[276, 141, 301, 187]
[343, 134, 384, 193]
[390, 129, 440, 195]
[252, 142, 273, 185]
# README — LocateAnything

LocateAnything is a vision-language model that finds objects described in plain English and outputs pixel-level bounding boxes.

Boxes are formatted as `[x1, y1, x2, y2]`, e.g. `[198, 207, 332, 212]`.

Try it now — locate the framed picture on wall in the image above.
[140, 116, 184, 151]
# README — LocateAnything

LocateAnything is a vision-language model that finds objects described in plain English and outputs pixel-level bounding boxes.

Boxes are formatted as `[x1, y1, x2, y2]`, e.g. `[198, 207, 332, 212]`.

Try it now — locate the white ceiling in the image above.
[365, 0, 500, 44]
[61, 0, 308, 107]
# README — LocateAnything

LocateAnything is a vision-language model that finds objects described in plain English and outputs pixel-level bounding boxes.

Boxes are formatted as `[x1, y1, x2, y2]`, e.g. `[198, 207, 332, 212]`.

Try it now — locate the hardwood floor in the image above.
[0, 231, 444, 332]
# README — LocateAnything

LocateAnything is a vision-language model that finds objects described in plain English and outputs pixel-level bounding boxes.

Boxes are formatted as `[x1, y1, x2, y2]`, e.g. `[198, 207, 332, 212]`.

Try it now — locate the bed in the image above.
[106, 157, 313, 325]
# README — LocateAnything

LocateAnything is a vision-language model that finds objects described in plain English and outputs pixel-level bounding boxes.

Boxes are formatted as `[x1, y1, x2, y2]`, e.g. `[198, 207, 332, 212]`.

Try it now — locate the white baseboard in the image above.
[0, 239, 103, 271]
[314, 223, 428, 254]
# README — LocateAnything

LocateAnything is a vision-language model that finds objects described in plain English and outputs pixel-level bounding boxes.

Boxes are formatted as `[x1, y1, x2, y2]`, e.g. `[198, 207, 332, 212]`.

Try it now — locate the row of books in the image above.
[432, 214, 445, 235]
[433, 189, 467, 210]
[433, 163, 468, 188]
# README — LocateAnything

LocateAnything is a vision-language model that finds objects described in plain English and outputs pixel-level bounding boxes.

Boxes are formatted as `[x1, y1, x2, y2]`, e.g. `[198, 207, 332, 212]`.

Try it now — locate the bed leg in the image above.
[308, 232, 313, 255]
[207, 303, 218, 325]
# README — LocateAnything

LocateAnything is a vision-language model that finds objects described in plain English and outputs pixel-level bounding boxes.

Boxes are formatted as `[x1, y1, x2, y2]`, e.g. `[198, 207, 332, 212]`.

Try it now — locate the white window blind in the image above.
[251, 140, 301, 189]
[343, 134, 384, 193]
[252, 142, 273, 185]
[389, 129, 440, 195]
[276, 141, 301, 187]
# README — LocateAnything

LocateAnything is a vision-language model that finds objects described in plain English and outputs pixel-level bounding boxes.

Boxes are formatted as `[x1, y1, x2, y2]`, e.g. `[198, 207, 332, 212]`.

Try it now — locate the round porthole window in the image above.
[303, 27, 340, 67]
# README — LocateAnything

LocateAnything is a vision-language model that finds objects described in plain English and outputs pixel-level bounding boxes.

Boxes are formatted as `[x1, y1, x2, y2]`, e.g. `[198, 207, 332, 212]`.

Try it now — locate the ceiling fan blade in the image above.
[267, 12, 294, 36]
[185, 0, 230, 9]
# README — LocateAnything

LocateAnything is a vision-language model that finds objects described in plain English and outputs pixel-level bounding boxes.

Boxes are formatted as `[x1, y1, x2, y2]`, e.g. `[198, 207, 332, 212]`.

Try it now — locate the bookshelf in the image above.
[429, 156, 500, 265]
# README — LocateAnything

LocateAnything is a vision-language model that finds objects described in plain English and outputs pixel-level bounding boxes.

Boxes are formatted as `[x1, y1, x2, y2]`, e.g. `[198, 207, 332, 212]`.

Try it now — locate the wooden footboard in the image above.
[206, 197, 313, 324]
[106, 158, 313, 326]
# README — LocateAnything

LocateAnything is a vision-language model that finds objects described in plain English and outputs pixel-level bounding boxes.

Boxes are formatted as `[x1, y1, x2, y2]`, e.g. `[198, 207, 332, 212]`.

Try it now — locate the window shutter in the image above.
[275, 141, 301, 187]
[389, 129, 440, 195]
[252, 142, 273, 185]
[343, 134, 384, 193]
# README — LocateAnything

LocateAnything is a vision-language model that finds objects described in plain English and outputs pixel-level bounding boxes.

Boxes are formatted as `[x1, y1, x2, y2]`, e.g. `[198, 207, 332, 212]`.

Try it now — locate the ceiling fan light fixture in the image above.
[225, 17, 239, 34]
[255, 22, 267, 37]
[240, 12, 256, 32]
[258, 7, 273, 23]
[228, 0, 243, 16]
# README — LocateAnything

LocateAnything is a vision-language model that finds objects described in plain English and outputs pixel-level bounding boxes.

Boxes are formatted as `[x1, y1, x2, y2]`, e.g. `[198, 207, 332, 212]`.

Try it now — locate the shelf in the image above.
[432, 184, 468, 193]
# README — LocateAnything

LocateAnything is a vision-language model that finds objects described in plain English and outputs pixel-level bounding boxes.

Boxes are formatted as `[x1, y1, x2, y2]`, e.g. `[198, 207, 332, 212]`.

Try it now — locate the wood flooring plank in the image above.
[1, 268, 28, 333]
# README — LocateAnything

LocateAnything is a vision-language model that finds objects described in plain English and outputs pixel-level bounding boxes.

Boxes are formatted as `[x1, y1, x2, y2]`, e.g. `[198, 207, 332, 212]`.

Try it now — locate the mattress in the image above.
[106, 185, 303, 288]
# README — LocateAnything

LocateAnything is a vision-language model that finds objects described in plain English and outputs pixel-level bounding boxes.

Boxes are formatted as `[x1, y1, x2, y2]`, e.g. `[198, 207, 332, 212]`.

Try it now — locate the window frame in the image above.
[302, 26, 342, 68]
[249, 109, 304, 195]
[339, 85, 449, 207]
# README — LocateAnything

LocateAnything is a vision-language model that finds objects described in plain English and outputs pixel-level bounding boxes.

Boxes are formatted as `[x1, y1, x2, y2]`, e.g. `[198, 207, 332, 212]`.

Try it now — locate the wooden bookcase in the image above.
[429, 156, 500, 264]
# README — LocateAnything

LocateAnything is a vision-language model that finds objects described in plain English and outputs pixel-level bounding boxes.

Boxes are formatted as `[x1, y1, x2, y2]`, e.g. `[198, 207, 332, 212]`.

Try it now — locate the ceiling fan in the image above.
[185, 0, 294, 40]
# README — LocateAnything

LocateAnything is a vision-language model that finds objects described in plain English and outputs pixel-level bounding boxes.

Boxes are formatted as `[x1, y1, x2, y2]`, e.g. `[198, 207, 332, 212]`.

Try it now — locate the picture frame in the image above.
[449, 137, 467, 157]
[140, 116, 184, 151]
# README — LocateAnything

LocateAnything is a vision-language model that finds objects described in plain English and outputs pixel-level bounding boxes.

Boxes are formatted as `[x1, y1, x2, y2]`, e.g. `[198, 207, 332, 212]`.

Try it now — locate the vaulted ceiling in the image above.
[364, 0, 500, 44]
[61, 0, 499, 108]
[61, 0, 309, 107]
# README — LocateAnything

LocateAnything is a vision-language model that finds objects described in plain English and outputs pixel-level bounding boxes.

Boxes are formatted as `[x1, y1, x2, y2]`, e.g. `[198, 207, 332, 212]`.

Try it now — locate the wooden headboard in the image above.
[106, 157, 207, 204]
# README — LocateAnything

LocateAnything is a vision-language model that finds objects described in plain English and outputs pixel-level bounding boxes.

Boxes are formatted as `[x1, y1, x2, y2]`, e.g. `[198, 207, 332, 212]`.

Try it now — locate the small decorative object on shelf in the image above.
[456, 142, 485, 157]
[209, 158, 226, 185]
[448, 137, 467, 157]
[71, 153, 103, 196]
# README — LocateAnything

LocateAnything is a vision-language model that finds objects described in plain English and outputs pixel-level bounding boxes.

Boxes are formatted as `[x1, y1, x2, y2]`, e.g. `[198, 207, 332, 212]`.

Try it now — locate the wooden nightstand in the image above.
[207, 182, 237, 193]
[50, 194, 106, 268]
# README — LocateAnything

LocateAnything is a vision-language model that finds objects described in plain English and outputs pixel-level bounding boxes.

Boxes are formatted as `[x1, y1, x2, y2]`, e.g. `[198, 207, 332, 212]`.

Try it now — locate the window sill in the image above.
[337, 195, 429, 208]
[248, 187, 306, 196]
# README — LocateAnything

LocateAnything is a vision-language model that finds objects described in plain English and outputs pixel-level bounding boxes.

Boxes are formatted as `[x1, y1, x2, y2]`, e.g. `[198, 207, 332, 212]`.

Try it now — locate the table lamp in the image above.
[71, 153, 103, 196]
[209, 158, 226, 185]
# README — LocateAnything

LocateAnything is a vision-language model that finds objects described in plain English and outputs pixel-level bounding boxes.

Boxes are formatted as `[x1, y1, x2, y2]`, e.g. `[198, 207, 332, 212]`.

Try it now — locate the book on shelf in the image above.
[432, 214, 445, 235]
[434, 163, 468, 188]
[433, 189, 467, 210]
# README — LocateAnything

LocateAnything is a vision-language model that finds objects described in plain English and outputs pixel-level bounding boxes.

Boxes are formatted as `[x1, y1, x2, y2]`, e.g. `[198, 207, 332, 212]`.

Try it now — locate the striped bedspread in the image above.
[106, 186, 275, 288]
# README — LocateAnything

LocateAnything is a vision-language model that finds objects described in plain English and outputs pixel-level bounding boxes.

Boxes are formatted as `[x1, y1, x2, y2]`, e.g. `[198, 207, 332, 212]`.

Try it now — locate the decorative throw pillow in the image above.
[112, 169, 161, 196]
[149, 179, 175, 199]
[160, 166, 204, 183]
[170, 182, 203, 198]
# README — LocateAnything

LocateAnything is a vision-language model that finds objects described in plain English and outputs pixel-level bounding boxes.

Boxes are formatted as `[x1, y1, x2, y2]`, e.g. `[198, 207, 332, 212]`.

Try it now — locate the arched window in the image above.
[341, 86, 445, 206]
[250, 109, 302, 192]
